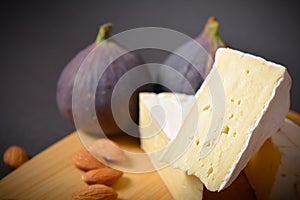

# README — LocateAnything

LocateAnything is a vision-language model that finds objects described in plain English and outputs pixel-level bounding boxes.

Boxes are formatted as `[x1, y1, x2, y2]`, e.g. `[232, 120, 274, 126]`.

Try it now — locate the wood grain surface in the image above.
[0, 111, 299, 200]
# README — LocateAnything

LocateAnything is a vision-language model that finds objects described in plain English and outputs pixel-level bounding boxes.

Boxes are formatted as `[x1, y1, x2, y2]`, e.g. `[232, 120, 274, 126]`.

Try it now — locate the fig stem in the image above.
[96, 23, 113, 44]
[204, 17, 226, 46]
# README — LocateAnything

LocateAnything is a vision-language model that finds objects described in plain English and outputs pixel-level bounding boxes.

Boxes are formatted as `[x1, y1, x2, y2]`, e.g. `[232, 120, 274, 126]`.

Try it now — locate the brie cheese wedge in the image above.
[245, 119, 300, 200]
[161, 48, 292, 191]
[139, 93, 203, 200]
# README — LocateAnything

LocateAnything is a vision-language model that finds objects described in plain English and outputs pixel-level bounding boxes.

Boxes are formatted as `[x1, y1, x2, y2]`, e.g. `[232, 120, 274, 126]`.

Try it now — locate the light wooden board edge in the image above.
[287, 110, 300, 125]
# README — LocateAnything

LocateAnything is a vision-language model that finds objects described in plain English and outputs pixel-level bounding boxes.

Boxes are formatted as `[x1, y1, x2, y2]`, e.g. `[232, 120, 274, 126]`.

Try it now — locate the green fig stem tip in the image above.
[206, 17, 220, 36]
[96, 23, 113, 44]
[203, 16, 226, 46]
[208, 17, 217, 24]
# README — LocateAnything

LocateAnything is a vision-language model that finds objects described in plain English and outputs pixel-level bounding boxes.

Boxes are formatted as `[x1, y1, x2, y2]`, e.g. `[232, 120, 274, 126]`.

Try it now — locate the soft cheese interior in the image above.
[139, 93, 203, 200]
[245, 119, 300, 200]
[161, 48, 292, 191]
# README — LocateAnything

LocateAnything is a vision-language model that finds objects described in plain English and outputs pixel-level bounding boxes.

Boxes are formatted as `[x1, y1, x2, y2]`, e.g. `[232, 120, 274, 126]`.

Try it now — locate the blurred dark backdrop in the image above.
[0, 0, 299, 178]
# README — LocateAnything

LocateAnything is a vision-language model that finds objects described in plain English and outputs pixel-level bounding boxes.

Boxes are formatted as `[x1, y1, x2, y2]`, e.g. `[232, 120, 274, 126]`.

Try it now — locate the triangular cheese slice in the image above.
[161, 48, 291, 191]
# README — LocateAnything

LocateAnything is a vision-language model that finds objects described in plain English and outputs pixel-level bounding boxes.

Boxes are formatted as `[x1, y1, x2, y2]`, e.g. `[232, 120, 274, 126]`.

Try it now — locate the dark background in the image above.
[0, 0, 299, 178]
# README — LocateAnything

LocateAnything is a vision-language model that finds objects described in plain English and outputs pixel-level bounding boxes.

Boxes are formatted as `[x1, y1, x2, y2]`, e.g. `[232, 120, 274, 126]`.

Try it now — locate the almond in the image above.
[89, 139, 125, 162]
[72, 184, 118, 200]
[82, 167, 123, 185]
[3, 145, 29, 169]
[71, 150, 106, 171]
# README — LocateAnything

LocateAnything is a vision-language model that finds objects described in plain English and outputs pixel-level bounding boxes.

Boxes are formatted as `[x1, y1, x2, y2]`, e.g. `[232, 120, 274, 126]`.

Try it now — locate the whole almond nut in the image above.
[3, 145, 29, 169]
[72, 184, 118, 200]
[71, 150, 106, 171]
[89, 139, 125, 162]
[82, 167, 123, 185]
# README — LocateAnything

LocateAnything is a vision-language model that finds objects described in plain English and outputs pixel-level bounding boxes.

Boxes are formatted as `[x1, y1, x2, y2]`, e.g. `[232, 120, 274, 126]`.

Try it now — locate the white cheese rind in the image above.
[139, 93, 203, 200]
[161, 48, 292, 191]
[245, 119, 300, 200]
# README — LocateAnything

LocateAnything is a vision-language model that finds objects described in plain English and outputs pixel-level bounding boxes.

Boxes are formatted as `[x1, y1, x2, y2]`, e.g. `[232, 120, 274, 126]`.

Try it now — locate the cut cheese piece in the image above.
[139, 93, 203, 200]
[245, 119, 300, 200]
[161, 48, 292, 191]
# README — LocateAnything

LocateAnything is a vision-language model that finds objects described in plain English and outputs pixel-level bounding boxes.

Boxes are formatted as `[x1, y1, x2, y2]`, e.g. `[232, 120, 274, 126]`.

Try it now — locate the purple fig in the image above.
[158, 17, 228, 94]
[57, 23, 153, 135]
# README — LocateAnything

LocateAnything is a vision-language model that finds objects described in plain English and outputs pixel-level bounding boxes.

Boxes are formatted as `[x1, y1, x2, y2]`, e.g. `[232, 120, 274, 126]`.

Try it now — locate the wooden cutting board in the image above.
[0, 132, 172, 200]
[0, 111, 299, 200]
